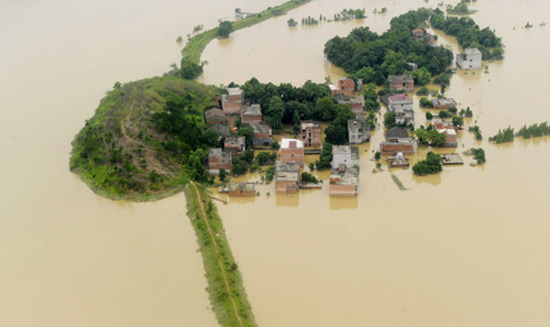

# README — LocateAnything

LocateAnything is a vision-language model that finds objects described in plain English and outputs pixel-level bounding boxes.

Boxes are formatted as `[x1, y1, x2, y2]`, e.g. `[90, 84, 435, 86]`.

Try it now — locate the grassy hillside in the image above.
[70, 77, 221, 201]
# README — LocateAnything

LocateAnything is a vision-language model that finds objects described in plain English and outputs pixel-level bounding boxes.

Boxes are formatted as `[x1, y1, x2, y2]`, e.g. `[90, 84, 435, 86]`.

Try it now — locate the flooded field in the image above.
[2, 0, 550, 325]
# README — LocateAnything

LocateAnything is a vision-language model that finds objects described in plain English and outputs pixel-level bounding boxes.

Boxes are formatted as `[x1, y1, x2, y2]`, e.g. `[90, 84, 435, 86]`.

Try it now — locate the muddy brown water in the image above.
[2, 0, 550, 326]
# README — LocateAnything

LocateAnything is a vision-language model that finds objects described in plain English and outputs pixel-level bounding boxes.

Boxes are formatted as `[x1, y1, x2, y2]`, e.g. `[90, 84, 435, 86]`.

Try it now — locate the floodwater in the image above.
[0, 0, 287, 326]
[202, 0, 550, 326]
[2, 0, 550, 326]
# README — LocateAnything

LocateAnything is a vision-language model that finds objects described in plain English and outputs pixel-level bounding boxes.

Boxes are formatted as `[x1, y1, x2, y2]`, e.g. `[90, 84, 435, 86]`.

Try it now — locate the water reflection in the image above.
[275, 192, 300, 207]
[329, 196, 358, 210]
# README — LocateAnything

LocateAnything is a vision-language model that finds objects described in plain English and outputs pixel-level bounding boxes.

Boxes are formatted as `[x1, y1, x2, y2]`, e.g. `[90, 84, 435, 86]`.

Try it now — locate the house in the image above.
[456, 48, 482, 69]
[280, 138, 305, 167]
[335, 95, 364, 118]
[221, 87, 244, 115]
[275, 162, 300, 194]
[432, 118, 455, 130]
[224, 136, 246, 155]
[208, 148, 232, 174]
[330, 78, 355, 96]
[204, 108, 227, 125]
[411, 28, 434, 44]
[208, 123, 231, 138]
[331, 145, 360, 169]
[298, 121, 322, 148]
[380, 127, 417, 155]
[348, 119, 370, 144]
[252, 124, 273, 147]
[437, 128, 457, 146]
[432, 98, 457, 110]
[388, 75, 414, 93]
[394, 106, 415, 126]
[330, 166, 358, 197]
[228, 183, 255, 197]
[388, 94, 413, 112]
[241, 104, 262, 126]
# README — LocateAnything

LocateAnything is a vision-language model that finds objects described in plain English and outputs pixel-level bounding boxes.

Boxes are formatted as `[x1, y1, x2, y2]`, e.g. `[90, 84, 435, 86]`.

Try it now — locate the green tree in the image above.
[412, 152, 442, 176]
[180, 59, 203, 79]
[266, 96, 284, 130]
[217, 21, 233, 38]
[238, 126, 254, 147]
[315, 143, 333, 169]
[218, 168, 227, 182]
[316, 96, 338, 121]
[426, 112, 433, 120]
[384, 111, 396, 128]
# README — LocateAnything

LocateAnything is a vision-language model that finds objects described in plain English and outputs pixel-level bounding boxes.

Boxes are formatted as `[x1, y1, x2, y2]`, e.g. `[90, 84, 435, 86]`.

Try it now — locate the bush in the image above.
[420, 98, 433, 108]
[217, 21, 233, 38]
[301, 172, 319, 183]
[416, 87, 429, 96]
[412, 152, 442, 176]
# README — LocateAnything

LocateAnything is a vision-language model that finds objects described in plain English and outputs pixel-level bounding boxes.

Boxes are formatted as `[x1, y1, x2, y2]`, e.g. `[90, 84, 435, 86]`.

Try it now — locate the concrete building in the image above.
[224, 136, 246, 155]
[330, 78, 355, 96]
[298, 121, 322, 148]
[204, 108, 227, 125]
[331, 145, 360, 169]
[221, 87, 244, 115]
[208, 123, 231, 138]
[388, 94, 413, 111]
[275, 162, 300, 194]
[456, 48, 482, 69]
[208, 148, 232, 174]
[388, 75, 414, 93]
[241, 104, 262, 126]
[330, 166, 358, 197]
[432, 98, 457, 110]
[348, 119, 370, 144]
[280, 138, 305, 167]
[394, 106, 415, 126]
[437, 128, 457, 146]
[380, 127, 417, 155]
[252, 124, 273, 147]
[228, 183, 255, 197]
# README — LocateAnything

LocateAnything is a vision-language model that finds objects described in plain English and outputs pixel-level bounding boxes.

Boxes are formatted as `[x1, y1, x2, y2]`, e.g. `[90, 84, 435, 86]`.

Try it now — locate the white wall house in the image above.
[456, 48, 482, 69]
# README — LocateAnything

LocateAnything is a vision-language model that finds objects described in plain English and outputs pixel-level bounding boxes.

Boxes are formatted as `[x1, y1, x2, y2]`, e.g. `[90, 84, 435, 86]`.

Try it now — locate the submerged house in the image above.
[331, 145, 360, 170]
[208, 148, 232, 174]
[228, 183, 255, 197]
[388, 94, 415, 126]
[380, 126, 417, 155]
[221, 87, 244, 115]
[280, 138, 305, 167]
[275, 162, 301, 194]
[388, 75, 414, 93]
[432, 98, 457, 110]
[330, 166, 358, 197]
[347, 119, 370, 144]
[335, 95, 364, 119]
[330, 78, 355, 97]
[456, 48, 482, 69]
[298, 121, 322, 148]
[252, 124, 273, 147]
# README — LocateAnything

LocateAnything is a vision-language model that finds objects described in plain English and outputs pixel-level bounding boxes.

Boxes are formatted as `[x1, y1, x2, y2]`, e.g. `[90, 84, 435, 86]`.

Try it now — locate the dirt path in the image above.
[190, 182, 244, 327]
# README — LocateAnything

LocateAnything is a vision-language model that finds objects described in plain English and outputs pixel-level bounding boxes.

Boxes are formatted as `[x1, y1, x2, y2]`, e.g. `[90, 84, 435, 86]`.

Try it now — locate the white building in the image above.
[456, 48, 482, 69]
[331, 145, 360, 169]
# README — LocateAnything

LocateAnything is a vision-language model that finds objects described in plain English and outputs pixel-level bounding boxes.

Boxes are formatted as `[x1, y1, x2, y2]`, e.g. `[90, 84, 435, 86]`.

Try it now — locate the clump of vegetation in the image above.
[301, 172, 319, 183]
[324, 105, 356, 144]
[374, 151, 381, 161]
[315, 143, 333, 169]
[412, 152, 443, 176]
[176, 35, 183, 43]
[460, 107, 473, 117]
[525, 22, 533, 29]
[363, 83, 380, 112]
[430, 8, 504, 60]
[256, 152, 276, 165]
[325, 8, 453, 85]
[420, 98, 433, 108]
[217, 21, 233, 38]
[391, 174, 407, 190]
[438, 110, 451, 119]
[452, 116, 464, 128]
[489, 126, 515, 143]
[517, 122, 550, 139]
[447, 2, 474, 15]
[471, 148, 486, 164]
[333, 9, 365, 21]
[265, 165, 275, 182]
[416, 87, 429, 96]
[414, 127, 446, 146]
[301, 16, 319, 25]
[287, 18, 298, 27]
[469, 125, 483, 140]
[426, 112, 434, 121]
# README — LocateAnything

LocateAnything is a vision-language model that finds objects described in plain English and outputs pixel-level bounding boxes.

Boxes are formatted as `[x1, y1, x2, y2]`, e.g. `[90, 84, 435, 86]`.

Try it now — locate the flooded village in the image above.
[4, 0, 550, 327]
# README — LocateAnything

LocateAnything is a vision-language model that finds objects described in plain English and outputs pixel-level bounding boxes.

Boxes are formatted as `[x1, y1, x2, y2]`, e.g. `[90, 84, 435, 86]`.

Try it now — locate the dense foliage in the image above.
[517, 122, 550, 139]
[412, 152, 443, 175]
[414, 128, 446, 146]
[315, 143, 333, 169]
[324, 8, 453, 85]
[468, 125, 483, 140]
[217, 21, 233, 38]
[471, 148, 486, 164]
[324, 105, 356, 144]
[430, 9, 504, 60]
[301, 172, 319, 183]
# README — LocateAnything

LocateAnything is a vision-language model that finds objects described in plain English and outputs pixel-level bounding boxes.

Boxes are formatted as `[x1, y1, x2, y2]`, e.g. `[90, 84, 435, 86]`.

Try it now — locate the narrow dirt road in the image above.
[190, 182, 244, 327]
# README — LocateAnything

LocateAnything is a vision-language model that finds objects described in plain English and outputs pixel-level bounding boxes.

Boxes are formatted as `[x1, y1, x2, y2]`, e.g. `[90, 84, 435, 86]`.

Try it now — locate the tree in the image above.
[420, 98, 433, 108]
[180, 59, 203, 79]
[188, 149, 209, 182]
[316, 96, 338, 121]
[238, 126, 254, 147]
[315, 143, 333, 169]
[287, 18, 298, 27]
[217, 21, 233, 38]
[384, 111, 396, 128]
[256, 152, 275, 165]
[231, 156, 247, 175]
[113, 81, 121, 89]
[374, 151, 381, 160]
[426, 112, 433, 120]
[266, 96, 284, 130]
[301, 172, 319, 184]
[452, 116, 464, 128]
[412, 152, 442, 176]
[218, 168, 227, 182]
[325, 105, 355, 144]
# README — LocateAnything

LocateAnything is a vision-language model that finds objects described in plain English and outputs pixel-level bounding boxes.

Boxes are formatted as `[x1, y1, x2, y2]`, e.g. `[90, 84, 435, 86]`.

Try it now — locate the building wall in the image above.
[281, 148, 304, 167]
[298, 127, 321, 148]
[222, 100, 243, 115]
[275, 181, 299, 194]
[330, 184, 357, 197]
[389, 81, 414, 93]
[380, 142, 417, 155]
[242, 114, 262, 125]
[457, 54, 482, 69]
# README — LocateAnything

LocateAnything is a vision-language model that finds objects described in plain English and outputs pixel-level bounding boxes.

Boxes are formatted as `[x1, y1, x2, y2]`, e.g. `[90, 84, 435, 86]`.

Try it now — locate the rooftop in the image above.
[229, 182, 255, 192]
[225, 136, 245, 145]
[332, 145, 359, 160]
[281, 138, 304, 149]
[386, 127, 410, 139]
[300, 121, 321, 129]
[253, 124, 271, 133]
[432, 98, 457, 106]
[330, 167, 359, 186]
[348, 119, 369, 131]
[389, 94, 412, 102]
[204, 108, 225, 120]
[464, 48, 482, 55]
[388, 75, 413, 83]
[243, 104, 262, 116]
[227, 87, 243, 96]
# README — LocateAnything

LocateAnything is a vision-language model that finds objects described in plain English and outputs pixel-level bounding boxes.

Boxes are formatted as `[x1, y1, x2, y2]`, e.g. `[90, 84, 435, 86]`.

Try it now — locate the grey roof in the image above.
[225, 136, 245, 146]
[386, 127, 409, 138]
[464, 48, 482, 55]
[208, 124, 230, 137]
[332, 145, 359, 160]
[229, 182, 255, 192]
[275, 162, 300, 182]
[388, 75, 413, 83]
[253, 124, 271, 133]
[204, 108, 225, 121]
[227, 87, 243, 96]
[243, 104, 262, 116]
[347, 119, 369, 131]
[432, 98, 457, 107]
[330, 167, 359, 186]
